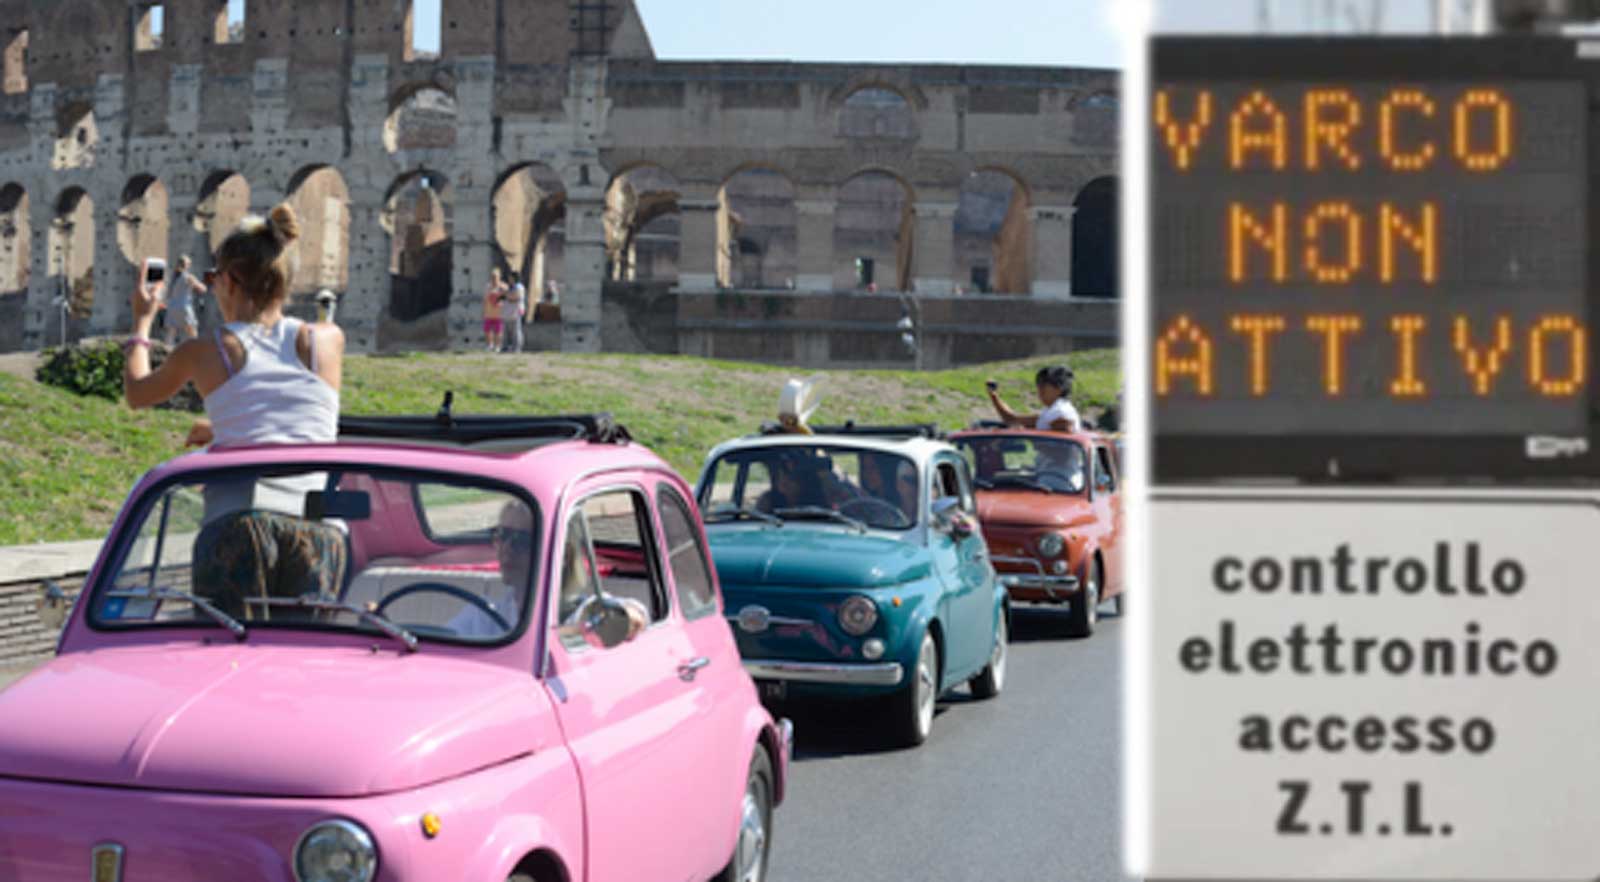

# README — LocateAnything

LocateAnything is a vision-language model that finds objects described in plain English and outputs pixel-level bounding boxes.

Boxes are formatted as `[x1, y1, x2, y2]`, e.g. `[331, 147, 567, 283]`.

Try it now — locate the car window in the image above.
[92, 468, 539, 647]
[416, 483, 505, 543]
[700, 445, 917, 531]
[952, 459, 977, 512]
[657, 485, 718, 619]
[934, 461, 966, 512]
[1094, 446, 1117, 494]
[584, 489, 668, 620]
[954, 436, 1088, 495]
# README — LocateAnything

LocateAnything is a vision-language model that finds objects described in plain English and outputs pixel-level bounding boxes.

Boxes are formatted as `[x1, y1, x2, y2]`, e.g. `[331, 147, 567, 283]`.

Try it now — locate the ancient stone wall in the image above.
[0, 0, 1117, 356]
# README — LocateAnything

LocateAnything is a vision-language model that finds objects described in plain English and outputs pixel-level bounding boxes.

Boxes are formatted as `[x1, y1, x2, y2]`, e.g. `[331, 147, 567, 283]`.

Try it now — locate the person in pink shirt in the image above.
[483, 269, 506, 352]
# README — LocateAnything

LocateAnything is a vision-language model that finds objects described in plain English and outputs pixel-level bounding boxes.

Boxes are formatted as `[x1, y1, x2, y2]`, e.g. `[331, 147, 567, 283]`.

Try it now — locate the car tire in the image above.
[1068, 560, 1100, 638]
[967, 609, 1007, 700]
[1111, 588, 1125, 618]
[713, 745, 775, 882]
[889, 632, 939, 747]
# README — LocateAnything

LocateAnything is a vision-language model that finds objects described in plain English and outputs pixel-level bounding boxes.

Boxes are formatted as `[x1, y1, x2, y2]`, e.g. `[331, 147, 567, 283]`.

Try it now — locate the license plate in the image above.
[758, 679, 786, 701]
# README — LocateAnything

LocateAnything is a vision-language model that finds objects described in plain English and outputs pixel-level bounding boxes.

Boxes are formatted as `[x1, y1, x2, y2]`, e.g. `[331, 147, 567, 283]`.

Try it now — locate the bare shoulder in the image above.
[311, 320, 346, 345]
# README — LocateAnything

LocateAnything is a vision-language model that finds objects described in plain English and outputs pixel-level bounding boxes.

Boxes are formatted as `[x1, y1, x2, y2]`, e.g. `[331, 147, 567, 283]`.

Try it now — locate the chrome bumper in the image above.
[990, 555, 1080, 599]
[744, 659, 904, 686]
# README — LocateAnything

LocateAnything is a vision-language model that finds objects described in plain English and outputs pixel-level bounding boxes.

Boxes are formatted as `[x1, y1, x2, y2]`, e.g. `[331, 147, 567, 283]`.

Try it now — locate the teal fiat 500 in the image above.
[695, 426, 1008, 746]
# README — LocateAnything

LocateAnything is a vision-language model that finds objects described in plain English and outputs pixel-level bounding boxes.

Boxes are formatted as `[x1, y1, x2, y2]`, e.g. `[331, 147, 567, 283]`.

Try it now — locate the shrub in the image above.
[35, 340, 202, 411]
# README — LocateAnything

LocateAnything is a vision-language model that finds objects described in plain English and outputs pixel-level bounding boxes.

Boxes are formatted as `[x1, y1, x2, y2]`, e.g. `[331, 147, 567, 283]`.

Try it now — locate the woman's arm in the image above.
[124, 278, 203, 409]
[301, 321, 345, 391]
[986, 386, 1034, 427]
[125, 337, 203, 409]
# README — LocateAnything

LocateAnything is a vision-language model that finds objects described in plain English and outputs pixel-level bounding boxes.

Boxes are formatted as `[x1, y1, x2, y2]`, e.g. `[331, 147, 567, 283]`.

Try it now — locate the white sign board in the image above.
[1146, 490, 1600, 880]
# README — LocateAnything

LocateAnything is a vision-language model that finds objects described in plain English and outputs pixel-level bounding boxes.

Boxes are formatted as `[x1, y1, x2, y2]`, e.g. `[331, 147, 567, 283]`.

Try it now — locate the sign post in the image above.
[1145, 37, 1600, 880]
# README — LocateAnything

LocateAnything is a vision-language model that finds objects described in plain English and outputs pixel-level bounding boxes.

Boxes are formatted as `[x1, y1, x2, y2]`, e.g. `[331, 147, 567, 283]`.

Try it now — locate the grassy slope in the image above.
[0, 349, 1119, 545]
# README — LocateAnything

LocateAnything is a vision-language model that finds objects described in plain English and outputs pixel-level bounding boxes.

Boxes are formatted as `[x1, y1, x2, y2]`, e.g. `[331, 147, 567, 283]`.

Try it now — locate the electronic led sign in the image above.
[1152, 40, 1597, 480]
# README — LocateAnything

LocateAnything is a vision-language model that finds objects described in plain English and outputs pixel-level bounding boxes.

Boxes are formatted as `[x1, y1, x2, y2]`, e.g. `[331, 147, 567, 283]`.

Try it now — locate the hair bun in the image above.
[267, 203, 300, 245]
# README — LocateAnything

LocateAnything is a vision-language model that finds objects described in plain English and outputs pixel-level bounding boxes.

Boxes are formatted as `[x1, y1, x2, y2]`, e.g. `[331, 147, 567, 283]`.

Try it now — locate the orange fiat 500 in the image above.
[949, 427, 1124, 637]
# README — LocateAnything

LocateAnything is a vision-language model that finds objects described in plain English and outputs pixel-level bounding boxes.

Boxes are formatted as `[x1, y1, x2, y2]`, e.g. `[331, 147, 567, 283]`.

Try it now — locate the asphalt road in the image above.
[765, 605, 1128, 882]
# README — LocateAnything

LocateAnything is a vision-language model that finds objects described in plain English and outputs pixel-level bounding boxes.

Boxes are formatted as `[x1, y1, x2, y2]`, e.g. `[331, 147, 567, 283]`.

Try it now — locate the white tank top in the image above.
[205, 317, 339, 446]
[201, 318, 340, 525]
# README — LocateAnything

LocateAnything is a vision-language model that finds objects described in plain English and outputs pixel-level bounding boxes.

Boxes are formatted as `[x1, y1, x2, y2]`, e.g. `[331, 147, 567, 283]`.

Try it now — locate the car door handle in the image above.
[678, 656, 711, 681]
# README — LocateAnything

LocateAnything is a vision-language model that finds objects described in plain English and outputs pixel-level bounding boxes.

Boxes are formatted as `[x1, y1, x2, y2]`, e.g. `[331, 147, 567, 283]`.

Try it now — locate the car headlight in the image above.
[294, 819, 377, 882]
[838, 595, 879, 636]
[1037, 533, 1065, 558]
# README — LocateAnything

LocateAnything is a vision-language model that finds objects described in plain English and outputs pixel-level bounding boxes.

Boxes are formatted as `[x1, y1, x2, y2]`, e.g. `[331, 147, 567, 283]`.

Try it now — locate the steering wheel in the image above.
[375, 581, 511, 632]
[839, 496, 910, 527]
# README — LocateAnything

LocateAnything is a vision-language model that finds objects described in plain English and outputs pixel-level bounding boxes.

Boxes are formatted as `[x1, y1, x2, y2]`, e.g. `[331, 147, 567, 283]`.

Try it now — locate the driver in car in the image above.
[1035, 443, 1087, 493]
[446, 500, 534, 639]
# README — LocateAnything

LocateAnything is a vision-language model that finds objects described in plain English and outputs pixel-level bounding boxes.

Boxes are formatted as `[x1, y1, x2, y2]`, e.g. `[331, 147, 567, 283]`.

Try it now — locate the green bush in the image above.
[36, 340, 125, 400]
[35, 340, 202, 411]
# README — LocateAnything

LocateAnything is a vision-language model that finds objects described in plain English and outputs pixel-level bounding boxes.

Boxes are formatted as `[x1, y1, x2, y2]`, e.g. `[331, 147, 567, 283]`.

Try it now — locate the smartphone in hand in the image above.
[144, 258, 166, 286]
[985, 380, 999, 392]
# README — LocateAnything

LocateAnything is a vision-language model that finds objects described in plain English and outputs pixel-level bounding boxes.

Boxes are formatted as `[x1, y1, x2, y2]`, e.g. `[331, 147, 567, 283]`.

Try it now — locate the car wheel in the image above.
[713, 745, 775, 882]
[890, 632, 939, 747]
[1068, 560, 1100, 638]
[967, 609, 1007, 699]
[1111, 588, 1125, 618]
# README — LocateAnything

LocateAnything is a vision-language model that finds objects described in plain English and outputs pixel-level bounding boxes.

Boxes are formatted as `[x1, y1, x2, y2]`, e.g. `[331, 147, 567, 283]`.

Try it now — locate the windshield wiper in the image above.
[243, 595, 418, 653]
[974, 477, 996, 490]
[775, 506, 868, 533]
[706, 504, 784, 527]
[107, 588, 247, 641]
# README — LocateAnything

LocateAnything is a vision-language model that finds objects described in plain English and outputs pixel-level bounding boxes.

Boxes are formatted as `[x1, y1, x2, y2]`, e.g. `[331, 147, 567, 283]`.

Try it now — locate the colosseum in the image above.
[0, 0, 1118, 366]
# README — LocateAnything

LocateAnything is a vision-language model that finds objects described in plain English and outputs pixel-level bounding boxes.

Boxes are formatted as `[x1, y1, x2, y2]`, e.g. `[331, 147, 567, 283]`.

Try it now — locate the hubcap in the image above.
[1086, 576, 1099, 626]
[916, 638, 936, 736]
[736, 778, 768, 882]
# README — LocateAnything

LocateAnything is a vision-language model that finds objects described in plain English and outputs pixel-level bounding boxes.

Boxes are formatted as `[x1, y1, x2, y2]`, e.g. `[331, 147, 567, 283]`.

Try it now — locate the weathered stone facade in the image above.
[0, 0, 1118, 356]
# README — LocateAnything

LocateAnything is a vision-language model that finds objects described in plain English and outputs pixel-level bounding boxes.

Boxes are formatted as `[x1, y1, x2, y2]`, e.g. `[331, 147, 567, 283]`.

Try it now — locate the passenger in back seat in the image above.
[446, 500, 535, 639]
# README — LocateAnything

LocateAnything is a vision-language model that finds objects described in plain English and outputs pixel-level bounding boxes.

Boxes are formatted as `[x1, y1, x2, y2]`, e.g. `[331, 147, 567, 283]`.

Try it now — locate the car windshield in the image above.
[700, 445, 919, 531]
[954, 435, 1088, 495]
[91, 466, 541, 645]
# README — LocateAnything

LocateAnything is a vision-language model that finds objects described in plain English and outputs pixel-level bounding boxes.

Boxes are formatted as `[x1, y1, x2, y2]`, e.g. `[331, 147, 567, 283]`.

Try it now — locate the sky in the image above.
[636, 0, 1120, 68]
[410, 0, 1120, 69]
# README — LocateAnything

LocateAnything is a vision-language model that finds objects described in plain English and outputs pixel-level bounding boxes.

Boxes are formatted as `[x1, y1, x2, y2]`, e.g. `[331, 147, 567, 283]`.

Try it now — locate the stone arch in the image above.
[52, 102, 97, 171]
[604, 164, 680, 284]
[1072, 176, 1118, 298]
[492, 162, 566, 302]
[955, 167, 1032, 294]
[48, 187, 95, 343]
[717, 166, 797, 289]
[0, 184, 29, 351]
[0, 184, 29, 295]
[384, 83, 458, 155]
[285, 165, 351, 298]
[195, 170, 251, 255]
[117, 175, 169, 266]
[835, 169, 915, 291]
[838, 85, 918, 141]
[380, 170, 454, 349]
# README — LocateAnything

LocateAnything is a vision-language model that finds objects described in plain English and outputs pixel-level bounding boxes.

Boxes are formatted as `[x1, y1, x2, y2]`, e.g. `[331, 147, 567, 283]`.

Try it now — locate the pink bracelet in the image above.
[122, 336, 151, 353]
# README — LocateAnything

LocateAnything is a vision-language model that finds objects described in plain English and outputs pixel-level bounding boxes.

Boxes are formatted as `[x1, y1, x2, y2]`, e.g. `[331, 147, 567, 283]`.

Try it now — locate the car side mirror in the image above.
[580, 595, 635, 650]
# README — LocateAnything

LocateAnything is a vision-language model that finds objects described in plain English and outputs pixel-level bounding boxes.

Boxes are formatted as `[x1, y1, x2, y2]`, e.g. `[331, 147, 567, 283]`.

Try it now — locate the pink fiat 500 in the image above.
[0, 413, 790, 882]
